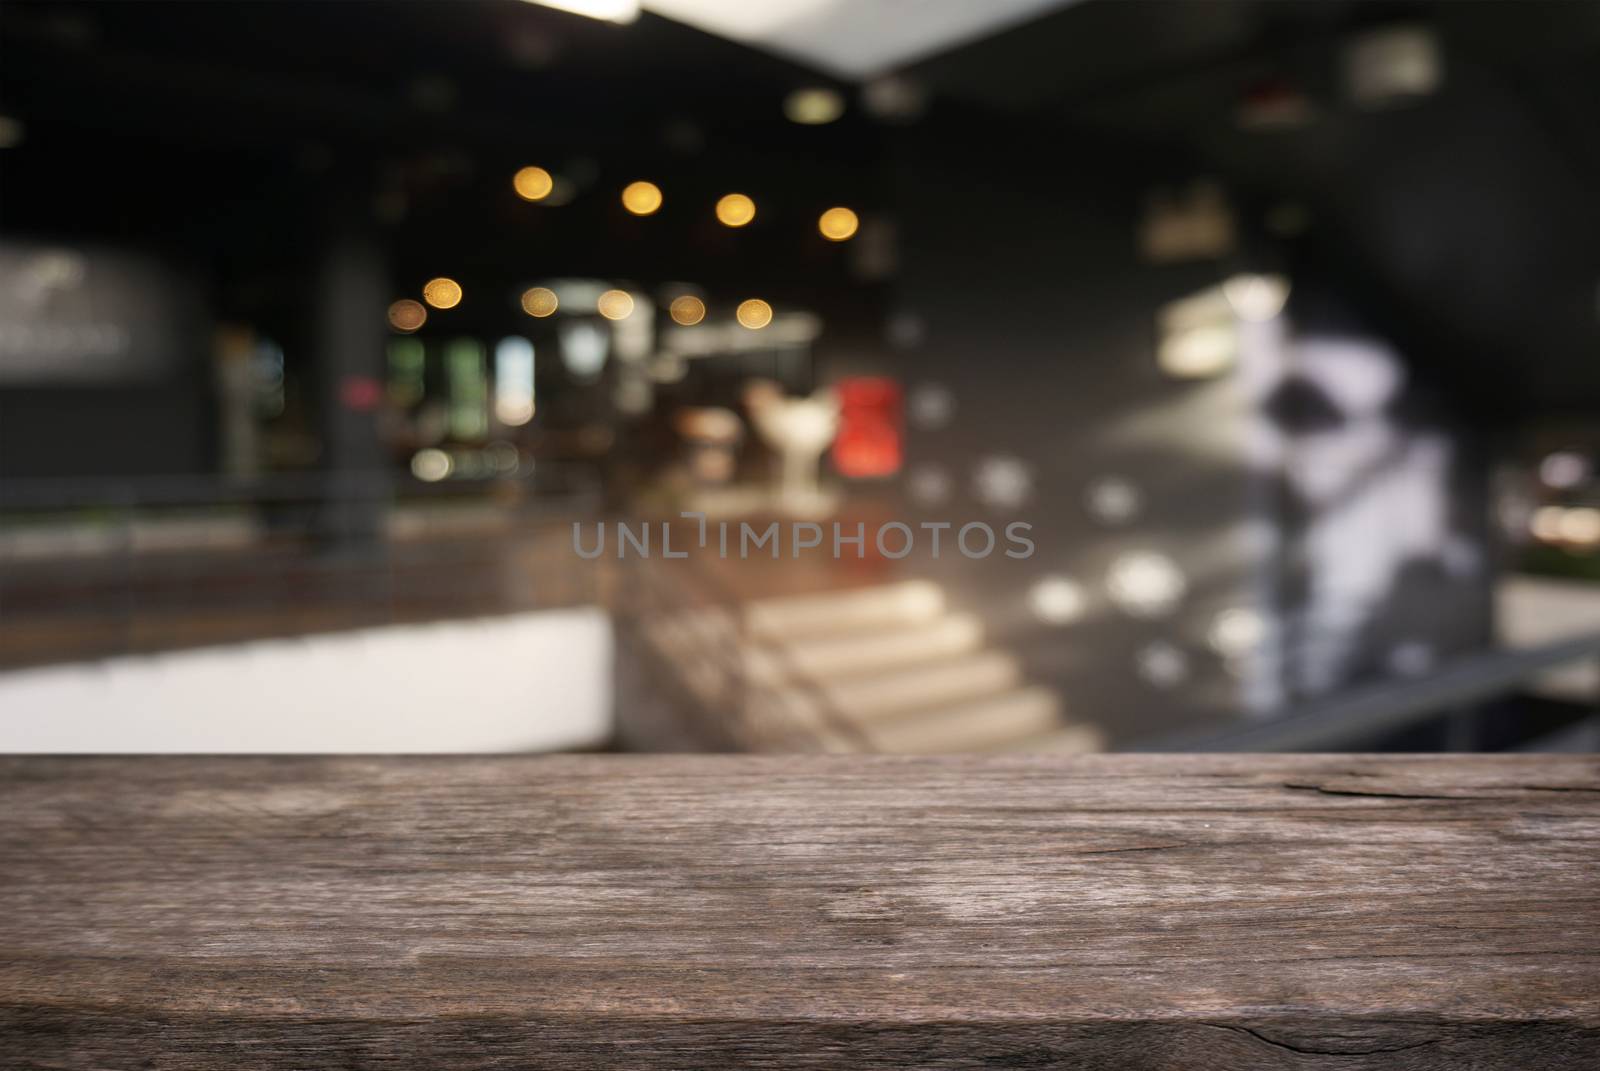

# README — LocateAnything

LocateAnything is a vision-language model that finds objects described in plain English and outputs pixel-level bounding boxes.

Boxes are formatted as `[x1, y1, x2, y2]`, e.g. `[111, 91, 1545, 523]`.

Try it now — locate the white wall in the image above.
[0, 607, 612, 752]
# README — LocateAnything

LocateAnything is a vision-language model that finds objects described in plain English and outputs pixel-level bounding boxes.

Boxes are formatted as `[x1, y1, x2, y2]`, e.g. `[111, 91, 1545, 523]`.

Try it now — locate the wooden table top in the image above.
[2, 754, 1597, 1068]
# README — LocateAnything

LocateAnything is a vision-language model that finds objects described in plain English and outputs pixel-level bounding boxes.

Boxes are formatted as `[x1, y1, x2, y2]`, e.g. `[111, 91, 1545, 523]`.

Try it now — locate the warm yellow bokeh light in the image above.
[818, 206, 859, 241]
[422, 277, 462, 309]
[1560, 507, 1600, 546]
[1531, 506, 1566, 543]
[387, 299, 427, 332]
[621, 181, 662, 216]
[520, 286, 559, 318]
[597, 289, 635, 320]
[736, 298, 773, 329]
[513, 166, 554, 201]
[715, 193, 756, 227]
[785, 87, 844, 125]
[669, 295, 706, 326]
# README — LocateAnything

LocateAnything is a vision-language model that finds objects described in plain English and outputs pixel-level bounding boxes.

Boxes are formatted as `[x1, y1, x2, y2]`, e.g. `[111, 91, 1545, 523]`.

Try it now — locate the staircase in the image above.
[635, 577, 1104, 754]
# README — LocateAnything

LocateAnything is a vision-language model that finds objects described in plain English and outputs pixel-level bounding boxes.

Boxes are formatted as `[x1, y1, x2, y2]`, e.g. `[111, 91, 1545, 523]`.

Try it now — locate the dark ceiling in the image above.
[0, 0, 886, 335]
[2, 0, 1597, 416]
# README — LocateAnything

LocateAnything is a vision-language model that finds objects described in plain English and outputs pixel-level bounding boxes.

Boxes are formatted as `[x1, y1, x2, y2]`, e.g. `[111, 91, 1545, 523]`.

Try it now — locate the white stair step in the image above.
[859, 685, 1067, 753]
[819, 649, 1023, 721]
[746, 580, 945, 640]
[754, 650, 1024, 736]
[745, 613, 984, 684]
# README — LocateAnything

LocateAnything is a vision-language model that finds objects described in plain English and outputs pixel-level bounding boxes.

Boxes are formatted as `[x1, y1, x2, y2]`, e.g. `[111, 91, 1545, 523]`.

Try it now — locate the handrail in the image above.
[1146, 630, 1600, 751]
[622, 552, 757, 749]
[623, 544, 874, 752]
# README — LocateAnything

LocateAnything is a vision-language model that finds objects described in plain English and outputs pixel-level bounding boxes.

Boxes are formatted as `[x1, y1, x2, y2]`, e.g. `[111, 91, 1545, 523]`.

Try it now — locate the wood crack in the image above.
[1201, 1022, 1440, 1057]
[1281, 782, 1495, 801]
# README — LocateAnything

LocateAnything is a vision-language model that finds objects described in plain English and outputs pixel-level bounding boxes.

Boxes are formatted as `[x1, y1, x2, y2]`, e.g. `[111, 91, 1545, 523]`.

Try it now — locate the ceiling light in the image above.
[520, 0, 640, 24]
[621, 181, 663, 216]
[521, 287, 559, 318]
[597, 289, 636, 320]
[736, 299, 773, 329]
[715, 193, 757, 227]
[644, 0, 1073, 79]
[669, 295, 706, 325]
[818, 206, 859, 241]
[513, 166, 554, 201]
[387, 299, 427, 333]
[422, 278, 463, 309]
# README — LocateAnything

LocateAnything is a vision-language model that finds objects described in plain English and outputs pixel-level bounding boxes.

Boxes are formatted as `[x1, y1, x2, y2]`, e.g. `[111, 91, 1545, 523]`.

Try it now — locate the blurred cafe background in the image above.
[1, 0, 1597, 754]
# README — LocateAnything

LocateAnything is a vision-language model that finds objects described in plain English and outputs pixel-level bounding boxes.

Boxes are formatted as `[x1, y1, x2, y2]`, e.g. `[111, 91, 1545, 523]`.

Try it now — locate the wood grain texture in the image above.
[1, 754, 1597, 1069]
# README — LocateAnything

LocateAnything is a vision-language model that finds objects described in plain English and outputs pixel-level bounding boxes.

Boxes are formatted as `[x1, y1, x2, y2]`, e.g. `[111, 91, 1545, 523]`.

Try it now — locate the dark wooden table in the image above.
[2, 755, 1597, 1068]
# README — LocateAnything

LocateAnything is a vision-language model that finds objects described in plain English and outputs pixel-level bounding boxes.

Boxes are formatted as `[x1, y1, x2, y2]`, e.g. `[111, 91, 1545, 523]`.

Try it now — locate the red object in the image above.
[339, 375, 384, 412]
[832, 377, 903, 479]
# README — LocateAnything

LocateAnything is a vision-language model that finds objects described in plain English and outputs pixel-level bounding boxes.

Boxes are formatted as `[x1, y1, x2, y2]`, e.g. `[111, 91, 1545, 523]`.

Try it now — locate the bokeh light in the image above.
[1222, 273, 1291, 321]
[669, 295, 706, 325]
[560, 320, 610, 379]
[1531, 505, 1567, 543]
[494, 337, 536, 427]
[1158, 324, 1234, 378]
[422, 277, 463, 309]
[621, 180, 663, 216]
[972, 455, 1032, 510]
[387, 299, 427, 333]
[1540, 450, 1590, 489]
[907, 382, 954, 429]
[520, 286, 559, 318]
[1559, 507, 1600, 546]
[1107, 551, 1187, 618]
[784, 87, 844, 125]
[1136, 642, 1190, 688]
[1029, 576, 1087, 625]
[410, 448, 452, 482]
[818, 206, 859, 241]
[485, 440, 520, 473]
[736, 298, 773, 329]
[512, 166, 554, 202]
[907, 464, 951, 505]
[1208, 607, 1268, 657]
[597, 289, 635, 320]
[1084, 476, 1142, 526]
[715, 193, 756, 227]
